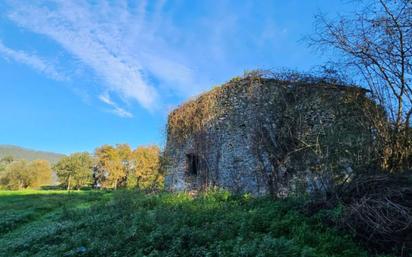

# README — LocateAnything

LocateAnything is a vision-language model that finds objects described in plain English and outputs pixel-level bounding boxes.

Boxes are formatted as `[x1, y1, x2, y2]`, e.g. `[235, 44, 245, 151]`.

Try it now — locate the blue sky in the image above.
[0, 0, 355, 154]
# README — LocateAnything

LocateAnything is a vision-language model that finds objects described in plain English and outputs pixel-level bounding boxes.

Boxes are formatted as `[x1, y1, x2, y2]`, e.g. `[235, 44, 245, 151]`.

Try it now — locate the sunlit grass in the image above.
[0, 190, 393, 257]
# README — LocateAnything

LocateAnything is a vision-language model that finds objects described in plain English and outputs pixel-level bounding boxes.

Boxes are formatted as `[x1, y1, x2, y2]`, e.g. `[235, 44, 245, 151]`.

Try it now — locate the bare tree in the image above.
[310, 0, 412, 171]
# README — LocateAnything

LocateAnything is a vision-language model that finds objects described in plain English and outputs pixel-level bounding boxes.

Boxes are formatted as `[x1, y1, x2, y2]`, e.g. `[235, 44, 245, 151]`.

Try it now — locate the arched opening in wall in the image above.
[186, 154, 199, 176]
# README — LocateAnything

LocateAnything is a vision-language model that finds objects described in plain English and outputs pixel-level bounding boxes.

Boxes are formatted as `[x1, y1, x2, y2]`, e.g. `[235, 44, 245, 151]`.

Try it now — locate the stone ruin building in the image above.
[164, 73, 378, 196]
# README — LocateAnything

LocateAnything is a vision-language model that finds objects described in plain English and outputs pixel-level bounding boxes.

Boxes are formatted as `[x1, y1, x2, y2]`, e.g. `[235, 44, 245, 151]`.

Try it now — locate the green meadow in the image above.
[0, 190, 392, 257]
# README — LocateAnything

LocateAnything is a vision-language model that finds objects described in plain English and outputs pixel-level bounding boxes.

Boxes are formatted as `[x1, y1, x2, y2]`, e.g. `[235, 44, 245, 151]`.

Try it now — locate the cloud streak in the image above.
[6, 1, 160, 112]
[98, 94, 133, 118]
[4, 0, 201, 116]
[0, 40, 66, 81]
[2, 0, 283, 117]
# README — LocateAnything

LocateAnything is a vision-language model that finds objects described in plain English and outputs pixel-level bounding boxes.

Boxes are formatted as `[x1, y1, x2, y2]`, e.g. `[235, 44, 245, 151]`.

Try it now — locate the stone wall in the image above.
[164, 75, 377, 196]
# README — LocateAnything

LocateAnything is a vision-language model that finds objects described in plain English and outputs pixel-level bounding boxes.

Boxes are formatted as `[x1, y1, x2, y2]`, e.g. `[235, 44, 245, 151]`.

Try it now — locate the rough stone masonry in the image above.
[164, 74, 378, 196]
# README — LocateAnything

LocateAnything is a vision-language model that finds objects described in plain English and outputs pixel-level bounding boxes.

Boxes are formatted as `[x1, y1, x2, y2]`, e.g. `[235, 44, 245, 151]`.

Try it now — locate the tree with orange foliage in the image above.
[128, 146, 163, 190]
[94, 145, 125, 189]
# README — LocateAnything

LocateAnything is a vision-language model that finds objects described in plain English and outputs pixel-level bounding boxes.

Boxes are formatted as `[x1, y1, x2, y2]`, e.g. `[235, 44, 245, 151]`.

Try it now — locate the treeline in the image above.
[55, 144, 163, 190]
[0, 157, 52, 190]
[0, 144, 163, 191]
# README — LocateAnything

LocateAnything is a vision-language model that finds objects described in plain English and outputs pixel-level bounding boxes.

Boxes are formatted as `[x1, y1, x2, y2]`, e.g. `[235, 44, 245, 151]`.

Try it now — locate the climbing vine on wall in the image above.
[166, 70, 385, 196]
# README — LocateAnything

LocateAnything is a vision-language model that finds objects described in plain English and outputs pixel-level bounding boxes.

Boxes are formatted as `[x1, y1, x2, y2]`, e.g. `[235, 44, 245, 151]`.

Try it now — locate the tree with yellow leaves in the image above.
[93, 144, 163, 190]
[115, 144, 133, 188]
[94, 145, 125, 189]
[128, 145, 163, 190]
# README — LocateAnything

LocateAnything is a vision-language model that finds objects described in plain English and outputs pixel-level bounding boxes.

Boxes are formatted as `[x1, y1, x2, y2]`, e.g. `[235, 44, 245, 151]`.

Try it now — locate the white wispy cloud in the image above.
[4, 0, 200, 116]
[98, 94, 133, 118]
[0, 40, 66, 81]
[2, 0, 280, 117]
[6, 1, 159, 112]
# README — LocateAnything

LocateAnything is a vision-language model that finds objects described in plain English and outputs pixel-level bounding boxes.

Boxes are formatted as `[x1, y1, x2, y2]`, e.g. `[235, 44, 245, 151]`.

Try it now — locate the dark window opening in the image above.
[186, 154, 199, 176]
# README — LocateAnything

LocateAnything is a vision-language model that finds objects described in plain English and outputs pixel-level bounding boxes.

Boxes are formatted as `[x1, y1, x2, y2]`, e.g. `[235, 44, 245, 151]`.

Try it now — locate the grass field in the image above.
[0, 190, 392, 257]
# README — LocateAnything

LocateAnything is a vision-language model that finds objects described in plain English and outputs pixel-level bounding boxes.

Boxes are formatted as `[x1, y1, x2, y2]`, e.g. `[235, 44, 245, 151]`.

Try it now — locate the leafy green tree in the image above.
[0, 160, 29, 189]
[0, 164, 6, 175]
[0, 156, 14, 173]
[1, 155, 14, 164]
[54, 152, 93, 190]
[0, 159, 52, 190]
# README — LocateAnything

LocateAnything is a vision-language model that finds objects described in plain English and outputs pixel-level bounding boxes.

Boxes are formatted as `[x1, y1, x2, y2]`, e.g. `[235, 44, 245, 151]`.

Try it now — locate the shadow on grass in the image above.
[0, 189, 111, 236]
[0, 190, 390, 257]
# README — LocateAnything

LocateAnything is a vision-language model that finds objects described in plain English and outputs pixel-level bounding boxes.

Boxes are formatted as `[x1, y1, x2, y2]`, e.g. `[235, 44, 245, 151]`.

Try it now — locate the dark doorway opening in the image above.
[186, 154, 199, 176]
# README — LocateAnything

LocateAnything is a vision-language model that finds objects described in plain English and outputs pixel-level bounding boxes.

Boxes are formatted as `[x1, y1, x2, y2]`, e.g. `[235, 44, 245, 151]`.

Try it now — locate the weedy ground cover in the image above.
[0, 190, 392, 257]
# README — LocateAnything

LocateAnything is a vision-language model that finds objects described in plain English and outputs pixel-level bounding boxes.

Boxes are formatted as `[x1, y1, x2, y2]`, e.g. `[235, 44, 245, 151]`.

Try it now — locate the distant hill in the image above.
[0, 145, 65, 164]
